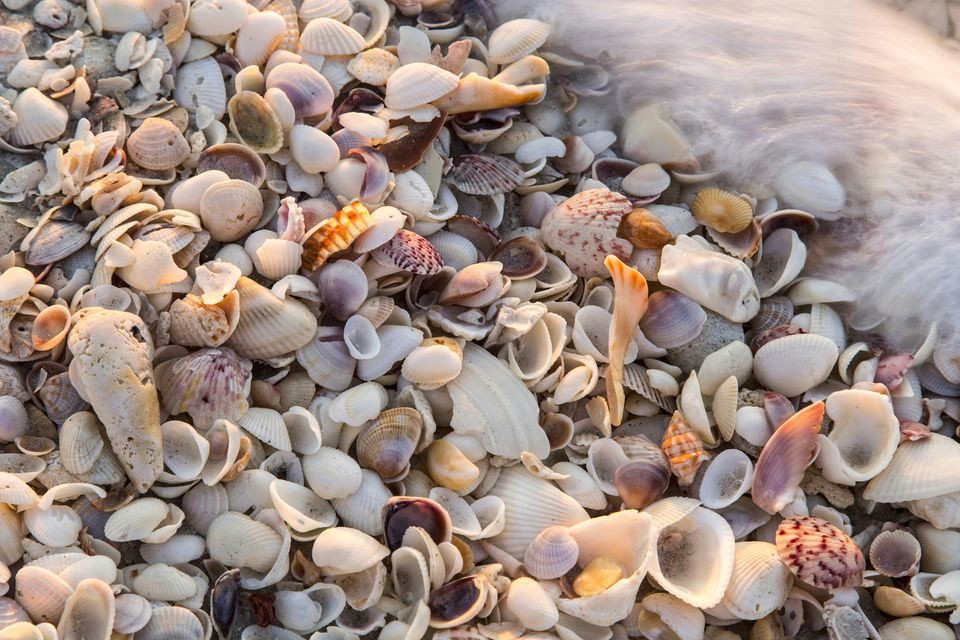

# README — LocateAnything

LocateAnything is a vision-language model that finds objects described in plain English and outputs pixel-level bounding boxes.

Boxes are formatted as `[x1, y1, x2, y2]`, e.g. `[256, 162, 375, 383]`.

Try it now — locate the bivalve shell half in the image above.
[864, 433, 960, 502]
[226, 277, 317, 359]
[227, 91, 284, 155]
[264, 62, 335, 119]
[126, 118, 191, 171]
[753, 333, 838, 397]
[300, 18, 365, 55]
[8, 88, 68, 146]
[718, 541, 793, 621]
[775, 515, 865, 590]
[523, 525, 579, 580]
[751, 401, 824, 514]
[200, 179, 264, 243]
[385, 62, 459, 110]
[207, 512, 283, 573]
[870, 529, 921, 578]
[541, 189, 633, 278]
[691, 187, 754, 233]
[311, 526, 388, 576]
[487, 19, 550, 65]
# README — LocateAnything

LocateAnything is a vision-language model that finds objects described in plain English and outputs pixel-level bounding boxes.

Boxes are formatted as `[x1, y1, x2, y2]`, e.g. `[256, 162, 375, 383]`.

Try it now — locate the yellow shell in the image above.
[873, 586, 925, 617]
[301, 201, 373, 271]
[691, 187, 754, 233]
[572, 556, 623, 597]
[660, 411, 710, 487]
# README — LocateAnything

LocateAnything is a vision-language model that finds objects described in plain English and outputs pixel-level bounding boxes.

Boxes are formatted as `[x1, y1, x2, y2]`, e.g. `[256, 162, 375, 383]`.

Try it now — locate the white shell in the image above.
[104, 498, 169, 542]
[300, 18, 365, 55]
[773, 160, 845, 215]
[206, 512, 283, 573]
[384, 63, 459, 110]
[23, 506, 82, 547]
[487, 19, 550, 65]
[717, 541, 793, 620]
[865, 433, 960, 502]
[310, 526, 388, 575]
[303, 447, 363, 500]
[502, 577, 558, 631]
[174, 57, 226, 119]
[8, 88, 68, 146]
[698, 449, 753, 509]
[753, 333, 839, 397]
[658, 235, 760, 322]
[753, 228, 807, 297]
[814, 388, 899, 485]
[290, 124, 340, 174]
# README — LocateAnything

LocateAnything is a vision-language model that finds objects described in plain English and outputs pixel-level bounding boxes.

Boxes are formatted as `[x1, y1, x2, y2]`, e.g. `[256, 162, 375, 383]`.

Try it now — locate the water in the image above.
[494, 0, 960, 347]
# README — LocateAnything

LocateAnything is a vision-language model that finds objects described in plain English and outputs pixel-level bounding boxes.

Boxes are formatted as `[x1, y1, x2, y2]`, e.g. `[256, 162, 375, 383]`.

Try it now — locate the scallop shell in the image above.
[541, 189, 634, 278]
[7, 88, 68, 146]
[300, 18, 365, 55]
[126, 117, 191, 171]
[864, 433, 960, 502]
[302, 202, 373, 272]
[692, 188, 754, 233]
[751, 401, 824, 514]
[207, 512, 283, 573]
[227, 91, 284, 155]
[200, 179, 264, 243]
[487, 19, 550, 65]
[775, 515, 865, 590]
[447, 153, 525, 197]
[372, 229, 444, 276]
[753, 333, 839, 397]
[154, 347, 251, 430]
[355, 407, 422, 481]
[225, 277, 318, 359]
[384, 62, 459, 110]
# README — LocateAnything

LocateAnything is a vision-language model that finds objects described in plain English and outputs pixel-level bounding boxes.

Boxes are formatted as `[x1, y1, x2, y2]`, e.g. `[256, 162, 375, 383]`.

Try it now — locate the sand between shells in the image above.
[0, 0, 960, 639]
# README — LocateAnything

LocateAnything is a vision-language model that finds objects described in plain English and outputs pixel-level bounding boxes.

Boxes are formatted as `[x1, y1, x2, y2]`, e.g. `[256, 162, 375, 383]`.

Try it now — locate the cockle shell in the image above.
[751, 401, 824, 514]
[234, 10, 287, 67]
[692, 188, 754, 233]
[174, 57, 227, 119]
[699, 449, 753, 510]
[300, 18, 365, 55]
[372, 229, 445, 275]
[775, 515, 865, 590]
[716, 541, 793, 621]
[67, 309, 162, 493]
[207, 512, 284, 573]
[426, 438, 480, 492]
[540, 189, 633, 278]
[385, 62, 459, 110]
[14, 565, 73, 622]
[870, 529, 921, 578]
[401, 337, 463, 389]
[503, 576, 558, 631]
[753, 333, 838, 397]
[864, 433, 960, 502]
[126, 118, 191, 171]
[487, 19, 550, 64]
[523, 525, 579, 580]
[200, 179, 264, 243]
[357, 408, 422, 481]
[447, 153, 525, 196]
[154, 347, 251, 430]
[7, 88, 68, 147]
[226, 277, 318, 359]
[658, 235, 760, 323]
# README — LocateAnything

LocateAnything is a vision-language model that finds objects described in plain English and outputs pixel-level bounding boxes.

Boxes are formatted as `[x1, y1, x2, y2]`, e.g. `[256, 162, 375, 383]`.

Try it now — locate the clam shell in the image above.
[751, 401, 824, 514]
[57, 578, 115, 640]
[311, 526, 388, 576]
[299, 0, 352, 21]
[487, 19, 550, 64]
[182, 483, 227, 536]
[699, 449, 753, 510]
[319, 260, 368, 321]
[14, 565, 72, 622]
[384, 62, 459, 110]
[227, 91, 284, 155]
[199, 179, 264, 243]
[187, 0, 248, 35]
[877, 617, 954, 640]
[24, 505, 82, 547]
[174, 57, 227, 119]
[226, 277, 318, 359]
[523, 525, 579, 580]
[154, 347, 251, 430]
[296, 326, 357, 391]
[31, 305, 70, 352]
[198, 144, 267, 187]
[372, 229, 444, 276]
[753, 333, 838, 397]
[775, 515, 865, 590]
[448, 153, 525, 197]
[864, 433, 960, 502]
[207, 512, 283, 573]
[357, 407, 422, 481]
[265, 62, 335, 119]
[8, 88, 68, 146]
[132, 563, 197, 601]
[402, 337, 463, 389]
[113, 593, 152, 634]
[238, 407, 291, 451]
[916, 523, 960, 573]
[300, 18, 365, 55]
[541, 189, 633, 278]
[290, 124, 340, 174]
[712, 376, 739, 441]
[303, 447, 363, 500]
[870, 529, 921, 578]
[0, 397, 28, 442]
[141, 534, 207, 565]
[719, 541, 792, 620]
[136, 605, 204, 640]
[269, 478, 336, 534]
[816, 388, 899, 484]
[503, 576, 558, 632]
[126, 117, 190, 171]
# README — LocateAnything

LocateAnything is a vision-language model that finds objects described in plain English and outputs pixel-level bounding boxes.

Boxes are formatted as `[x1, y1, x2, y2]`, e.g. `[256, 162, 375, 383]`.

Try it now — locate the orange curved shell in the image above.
[301, 201, 373, 271]
[660, 411, 709, 487]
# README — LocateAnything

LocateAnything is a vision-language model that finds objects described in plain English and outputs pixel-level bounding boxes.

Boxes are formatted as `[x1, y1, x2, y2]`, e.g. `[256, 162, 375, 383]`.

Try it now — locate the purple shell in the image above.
[447, 153, 524, 195]
[373, 229, 444, 275]
[265, 62, 335, 119]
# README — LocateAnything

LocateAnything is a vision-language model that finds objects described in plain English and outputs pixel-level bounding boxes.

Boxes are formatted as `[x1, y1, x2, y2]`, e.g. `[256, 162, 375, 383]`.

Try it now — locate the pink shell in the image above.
[763, 391, 795, 430]
[776, 515, 865, 590]
[874, 352, 914, 391]
[751, 401, 824, 514]
[447, 153, 524, 196]
[750, 324, 806, 353]
[539, 189, 634, 278]
[372, 229, 444, 275]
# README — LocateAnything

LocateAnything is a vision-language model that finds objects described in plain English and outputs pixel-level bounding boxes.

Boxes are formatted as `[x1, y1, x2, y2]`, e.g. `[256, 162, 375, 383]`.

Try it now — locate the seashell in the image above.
[864, 433, 960, 502]
[346, 49, 400, 86]
[523, 525, 579, 580]
[135, 605, 204, 640]
[187, 0, 248, 35]
[448, 153, 525, 196]
[31, 305, 70, 352]
[234, 11, 287, 67]
[227, 91, 284, 155]
[502, 576, 558, 631]
[640, 291, 707, 350]
[660, 411, 710, 488]
[753, 333, 839, 397]
[384, 62, 459, 110]
[104, 497, 169, 541]
[692, 188, 754, 233]
[226, 277, 318, 359]
[870, 529, 921, 578]
[658, 235, 760, 323]
[636, 593, 705, 640]
[617, 208, 674, 250]
[446, 343, 549, 459]
[775, 515, 865, 590]
[200, 179, 264, 243]
[707, 218, 763, 259]
[318, 261, 369, 322]
[357, 407, 422, 481]
[699, 449, 753, 510]
[67, 309, 162, 493]
[303, 447, 363, 500]
[915, 523, 960, 573]
[24, 505, 82, 547]
[154, 347, 251, 430]
[57, 578, 115, 640]
[433, 73, 546, 115]
[290, 124, 340, 175]
[7, 88, 68, 147]
[718, 541, 793, 621]
[302, 202, 373, 272]
[428, 574, 487, 629]
[238, 408, 291, 451]
[311, 526, 388, 575]
[126, 118, 190, 171]
[353, 206, 404, 254]
[402, 337, 463, 389]
[382, 496, 452, 552]
[440, 262, 505, 307]
[265, 62, 335, 119]
[299, 0, 352, 20]
[372, 229, 444, 276]
[488, 236, 547, 279]
[0, 454, 45, 482]
[14, 565, 72, 623]
[328, 381, 387, 426]
[539, 189, 633, 278]
[426, 438, 479, 492]
[297, 327, 357, 391]
[602, 255, 650, 425]
[141, 534, 207, 565]
[0, 397, 28, 442]
[269, 478, 336, 535]
[487, 19, 550, 64]
[300, 18, 365, 55]
[873, 586, 925, 617]
[174, 57, 227, 119]
[132, 563, 197, 601]
[207, 512, 283, 573]
[113, 593, 152, 634]
[773, 161, 845, 215]
[197, 144, 267, 187]
[877, 617, 954, 640]
[815, 388, 899, 485]
[751, 401, 824, 514]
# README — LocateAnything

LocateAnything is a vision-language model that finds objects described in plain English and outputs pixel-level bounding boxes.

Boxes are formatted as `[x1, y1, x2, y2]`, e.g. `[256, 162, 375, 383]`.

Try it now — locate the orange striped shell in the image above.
[660, 411, 710, 487]
[301, 201, 372, 271]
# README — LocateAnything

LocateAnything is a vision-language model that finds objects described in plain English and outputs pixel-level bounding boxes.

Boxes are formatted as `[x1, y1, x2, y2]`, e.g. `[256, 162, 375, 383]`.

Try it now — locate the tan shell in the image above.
[487, 19, 550, 65]
[384, 62, 459, 110]
[200, 179, 264, 243]
[126, 117, 191, 171]
[7, 88, 68, 146]
[357, 407, 423, 482]
[168, 291, 241, 348]
[227, 91, 284, 154]
[225, 277, 318, 359]
[691, 188, 754, 233]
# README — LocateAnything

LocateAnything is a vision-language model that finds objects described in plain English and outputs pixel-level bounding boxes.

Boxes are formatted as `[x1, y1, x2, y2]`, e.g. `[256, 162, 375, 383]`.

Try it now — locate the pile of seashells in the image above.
[2, 0, 960, 639]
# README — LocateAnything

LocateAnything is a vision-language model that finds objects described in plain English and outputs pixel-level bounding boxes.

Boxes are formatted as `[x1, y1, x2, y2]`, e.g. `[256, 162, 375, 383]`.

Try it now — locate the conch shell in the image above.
[67, 308, 162, 492]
